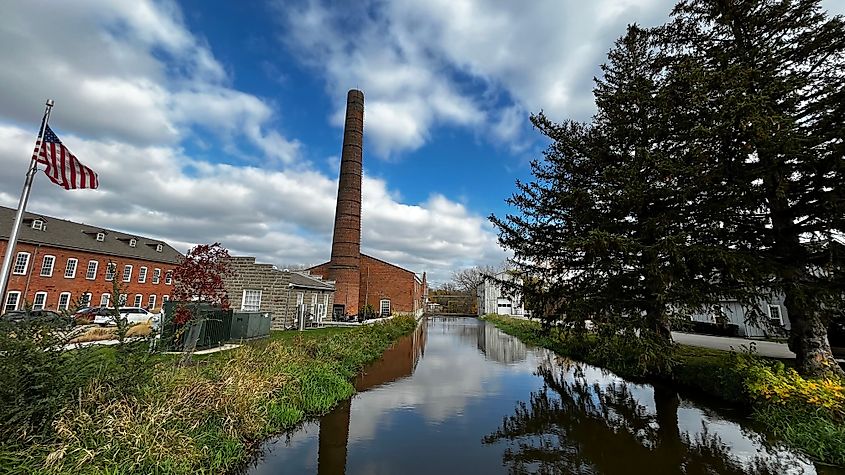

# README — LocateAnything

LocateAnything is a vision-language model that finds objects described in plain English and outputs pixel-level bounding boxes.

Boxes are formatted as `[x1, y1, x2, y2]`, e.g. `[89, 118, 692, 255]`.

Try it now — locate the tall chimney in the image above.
[328, 89, 364, 316]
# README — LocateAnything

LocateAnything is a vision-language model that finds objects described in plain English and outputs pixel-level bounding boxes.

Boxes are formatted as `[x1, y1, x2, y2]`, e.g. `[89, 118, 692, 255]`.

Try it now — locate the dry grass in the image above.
[68, 327, 116, 344]
[126, 322, 152, 337]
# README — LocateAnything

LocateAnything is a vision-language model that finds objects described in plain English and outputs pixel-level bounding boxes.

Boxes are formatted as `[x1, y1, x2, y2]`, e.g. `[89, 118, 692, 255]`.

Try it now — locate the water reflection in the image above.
[477, 319, 528, 364]
[484, 355, 814, 474]
[249, 318, 829, 475]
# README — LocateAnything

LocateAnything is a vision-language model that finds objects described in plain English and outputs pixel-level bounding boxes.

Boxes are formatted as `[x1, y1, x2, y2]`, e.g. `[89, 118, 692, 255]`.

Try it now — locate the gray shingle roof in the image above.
[0, 206, 181, 264]
[290, 271, 334, 291]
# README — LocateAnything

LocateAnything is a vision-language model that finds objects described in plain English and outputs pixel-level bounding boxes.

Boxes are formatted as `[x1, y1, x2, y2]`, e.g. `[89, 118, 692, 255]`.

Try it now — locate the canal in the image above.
[248, 316, 836, 474]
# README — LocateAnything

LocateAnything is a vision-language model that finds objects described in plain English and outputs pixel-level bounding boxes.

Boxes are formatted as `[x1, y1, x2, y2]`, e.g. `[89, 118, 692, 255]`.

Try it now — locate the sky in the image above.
[1, 0, 843, 286]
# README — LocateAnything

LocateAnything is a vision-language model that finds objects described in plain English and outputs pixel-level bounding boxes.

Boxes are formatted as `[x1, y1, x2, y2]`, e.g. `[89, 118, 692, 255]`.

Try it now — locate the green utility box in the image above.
[230, 311, 272, 340]
[161, 301, 233, 351]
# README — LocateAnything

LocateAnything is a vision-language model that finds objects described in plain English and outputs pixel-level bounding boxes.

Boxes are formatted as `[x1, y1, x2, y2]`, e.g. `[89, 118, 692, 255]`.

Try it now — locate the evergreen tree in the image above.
[492, 26, 716, 357]
[663, 0, 845, 377]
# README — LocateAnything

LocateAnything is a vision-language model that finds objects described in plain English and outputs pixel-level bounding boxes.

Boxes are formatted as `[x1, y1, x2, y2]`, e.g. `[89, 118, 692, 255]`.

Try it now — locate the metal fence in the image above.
[161, 301, 233, 351]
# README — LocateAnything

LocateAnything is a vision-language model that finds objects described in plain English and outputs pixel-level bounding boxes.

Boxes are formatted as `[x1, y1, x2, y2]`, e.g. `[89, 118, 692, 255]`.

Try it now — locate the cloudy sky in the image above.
[1, 0, 842, 285]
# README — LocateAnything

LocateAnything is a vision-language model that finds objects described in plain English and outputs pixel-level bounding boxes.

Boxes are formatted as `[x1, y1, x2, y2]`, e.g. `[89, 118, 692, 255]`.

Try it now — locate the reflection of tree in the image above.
[483, 363, 804, 475]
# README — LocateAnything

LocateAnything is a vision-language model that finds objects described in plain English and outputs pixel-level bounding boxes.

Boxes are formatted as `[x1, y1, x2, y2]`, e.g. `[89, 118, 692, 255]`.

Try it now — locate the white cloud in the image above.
[278, 0, 845, 157]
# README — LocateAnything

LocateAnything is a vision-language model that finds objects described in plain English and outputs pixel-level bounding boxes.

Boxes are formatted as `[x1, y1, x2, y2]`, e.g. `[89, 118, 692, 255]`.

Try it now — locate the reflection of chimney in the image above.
[328, 90, 364, 316]
[317, 399, 351, 475]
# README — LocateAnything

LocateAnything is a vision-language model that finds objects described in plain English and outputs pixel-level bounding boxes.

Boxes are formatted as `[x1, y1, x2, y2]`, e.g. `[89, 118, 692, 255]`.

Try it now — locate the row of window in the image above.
[11, 252, 172, 284]
[3, 290, 170, 313]
[707, 304, 784, 325]
[240, 290, 348, 320]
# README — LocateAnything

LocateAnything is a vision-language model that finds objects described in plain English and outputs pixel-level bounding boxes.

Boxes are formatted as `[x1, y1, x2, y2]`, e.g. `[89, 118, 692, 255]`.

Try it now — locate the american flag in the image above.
[34, 125, 98, 190]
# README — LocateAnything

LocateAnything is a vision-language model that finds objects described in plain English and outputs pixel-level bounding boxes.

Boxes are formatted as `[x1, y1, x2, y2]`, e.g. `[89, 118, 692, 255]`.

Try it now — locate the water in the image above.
[247, 317, 838, 474]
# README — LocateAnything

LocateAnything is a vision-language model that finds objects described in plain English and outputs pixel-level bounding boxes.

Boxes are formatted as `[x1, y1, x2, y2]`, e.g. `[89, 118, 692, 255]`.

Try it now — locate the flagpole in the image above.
[0, 99, 54, 305]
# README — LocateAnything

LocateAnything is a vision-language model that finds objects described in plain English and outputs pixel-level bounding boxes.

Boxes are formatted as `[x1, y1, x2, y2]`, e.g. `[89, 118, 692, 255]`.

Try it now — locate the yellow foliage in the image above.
[736, 355, 845, 420]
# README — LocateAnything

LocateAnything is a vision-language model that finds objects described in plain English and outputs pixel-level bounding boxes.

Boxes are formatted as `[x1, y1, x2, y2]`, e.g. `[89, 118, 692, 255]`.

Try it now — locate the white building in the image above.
[477, 271, 527, 317]
[686, 294, 791, 338]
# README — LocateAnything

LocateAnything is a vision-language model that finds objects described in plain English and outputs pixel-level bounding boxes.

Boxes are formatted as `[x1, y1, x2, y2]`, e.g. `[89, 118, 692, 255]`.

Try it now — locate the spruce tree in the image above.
[492, 26, 717, 359]
[663, 0, 845, 377]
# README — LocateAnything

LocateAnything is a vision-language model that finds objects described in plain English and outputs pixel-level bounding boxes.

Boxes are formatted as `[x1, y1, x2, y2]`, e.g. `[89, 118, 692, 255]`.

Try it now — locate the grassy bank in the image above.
[481, 314, 845, 466]
[1, 316, 417, 474]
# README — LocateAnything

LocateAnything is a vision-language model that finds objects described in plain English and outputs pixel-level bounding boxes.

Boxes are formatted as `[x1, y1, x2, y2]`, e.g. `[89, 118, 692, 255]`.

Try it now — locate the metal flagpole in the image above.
[0, 99, 54, 305]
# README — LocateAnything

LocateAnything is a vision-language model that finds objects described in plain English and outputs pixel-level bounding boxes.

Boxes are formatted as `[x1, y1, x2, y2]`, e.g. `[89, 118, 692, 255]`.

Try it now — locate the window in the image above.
[162, 295, 169, 303]
[81, 292, 92, 308]
[768, 305, 783, 325]
[296, 292, 304, 305]
[40, 255, 55, 277]
[129, 238, 137, 248]
[380, 299, 391, 316]
[152, 268, 161, 284]
[138, 267, 148, 283]
[96, 232, 105, 242]
[32, 219, 43, 230]
[118, 294, 127, 306]
[122, 265, 132, 282]
[318, 294, 328, 322]
[64, 258, 78, 278]
[58, 292, 71, 311]
[133, 294, 143, 307]
[242, 290, 262, 311]
[85, 260, 98, 280]
[13, 252, 30, 275]
[100, 293, 111, 307]
[33, 292, 47, 310]
[105, 263, 116, 281]
[148, 294, 156, 310]
[156, 244, 163, 252]
[4, 291, 21, 313]
[165, 270, 173, 285]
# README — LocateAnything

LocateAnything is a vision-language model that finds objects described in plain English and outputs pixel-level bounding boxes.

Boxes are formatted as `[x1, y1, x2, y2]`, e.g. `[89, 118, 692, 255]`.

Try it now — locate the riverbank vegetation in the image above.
[0, 316, 417, 474]
[482, 314, 845, 466]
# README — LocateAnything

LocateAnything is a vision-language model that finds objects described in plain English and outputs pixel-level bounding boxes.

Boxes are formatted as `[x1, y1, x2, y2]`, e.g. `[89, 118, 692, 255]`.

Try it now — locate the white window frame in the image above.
[380, 299, 391, 316]
[165, 270, 173, 285]
[118, 294, 127, 306]
[86, 260, 98, 280]
[156, 244, 163, 252]
[148, 294, 156, 310]
[152, 268, 161, 284]
[96, 232, 105, 242]
[105, 262, 116, 281]
[81, 292, 92, 308]
[40, 255, 55, 277]
[100, 293, 111, 307]
[58, 292, 72, 311]
[162, 295, 169, 303]
[241, 289, 262, 311]
[4, 291, 21, 313]
[132, 294, 142, 307]
[32, 291, 47, 310]
[64, 258, 78, 279]
[768, 305, 783, 325]
[129, 238, 137, 248]
[138, 266, 148, 283]
[12, 252, 30, 275]
[32, 219, 43, 230]
[122, 264, 133, 282]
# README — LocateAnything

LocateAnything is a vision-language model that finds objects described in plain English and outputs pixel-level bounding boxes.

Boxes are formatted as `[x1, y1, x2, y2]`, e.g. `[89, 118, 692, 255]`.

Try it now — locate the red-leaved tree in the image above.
[171, 243, 232, 325]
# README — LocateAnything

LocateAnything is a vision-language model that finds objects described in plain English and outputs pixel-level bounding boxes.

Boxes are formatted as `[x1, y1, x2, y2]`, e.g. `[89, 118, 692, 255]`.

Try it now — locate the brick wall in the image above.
[0, 240, 176, 312]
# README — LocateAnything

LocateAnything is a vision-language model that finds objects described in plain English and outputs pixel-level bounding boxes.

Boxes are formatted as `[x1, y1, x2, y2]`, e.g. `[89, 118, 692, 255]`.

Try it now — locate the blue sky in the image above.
[0, 0, 842, 285]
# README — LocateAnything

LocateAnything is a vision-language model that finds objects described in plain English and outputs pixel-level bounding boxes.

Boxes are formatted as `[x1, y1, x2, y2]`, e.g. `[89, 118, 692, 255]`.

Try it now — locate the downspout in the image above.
[23, 243, 41, 304]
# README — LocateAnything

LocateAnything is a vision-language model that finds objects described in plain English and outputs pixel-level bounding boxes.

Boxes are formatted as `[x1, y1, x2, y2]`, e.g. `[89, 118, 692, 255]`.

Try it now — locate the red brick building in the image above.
[1, 206, 181, 313]
[307, 90, 427, 318]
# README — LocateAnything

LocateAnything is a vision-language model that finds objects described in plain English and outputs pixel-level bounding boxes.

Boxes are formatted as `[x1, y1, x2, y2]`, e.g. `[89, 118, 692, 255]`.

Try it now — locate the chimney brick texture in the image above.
[328, 89, 364, 316]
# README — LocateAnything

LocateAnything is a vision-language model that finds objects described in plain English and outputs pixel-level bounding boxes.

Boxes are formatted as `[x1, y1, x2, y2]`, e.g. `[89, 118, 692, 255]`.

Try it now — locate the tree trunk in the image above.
[785, 293, 845, 378]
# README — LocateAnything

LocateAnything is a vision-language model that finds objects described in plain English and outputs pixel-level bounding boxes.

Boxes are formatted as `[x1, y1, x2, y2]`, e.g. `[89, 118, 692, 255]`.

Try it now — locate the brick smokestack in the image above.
[328, 89, 364, 316]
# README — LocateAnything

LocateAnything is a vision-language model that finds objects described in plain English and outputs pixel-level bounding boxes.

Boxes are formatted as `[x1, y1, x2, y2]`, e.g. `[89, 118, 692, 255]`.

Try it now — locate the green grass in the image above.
[1, 316, 418, 475]
[481, 314, 845, 466]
